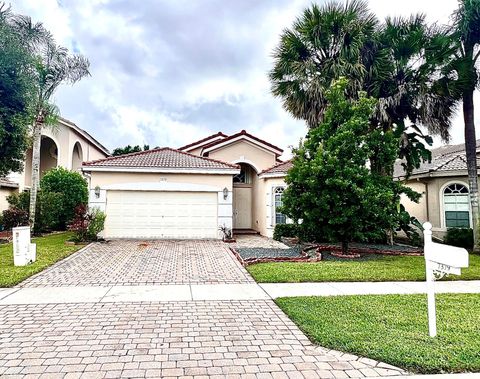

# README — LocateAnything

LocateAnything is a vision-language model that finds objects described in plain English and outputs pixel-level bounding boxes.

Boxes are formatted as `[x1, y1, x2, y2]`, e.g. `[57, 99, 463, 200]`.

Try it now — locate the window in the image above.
[443, 183, 470, 228]
[233, 163, 253, 184]
[274, 187, 286, 225]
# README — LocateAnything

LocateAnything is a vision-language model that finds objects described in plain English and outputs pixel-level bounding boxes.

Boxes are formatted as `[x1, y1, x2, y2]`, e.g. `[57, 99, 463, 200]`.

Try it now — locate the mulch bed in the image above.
[232, 242, 422, 266]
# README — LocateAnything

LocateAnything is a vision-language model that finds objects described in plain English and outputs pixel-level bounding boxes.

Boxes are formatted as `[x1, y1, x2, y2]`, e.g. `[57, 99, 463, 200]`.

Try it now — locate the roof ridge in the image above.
[82, 146, 240, 169]
[433, 153, 464, 172]
[83, 147, 168, 166]
[260, 159, 293, 175]
[201, 130, 283, 153]
[164, 147, 240, 169]
[178, 132, 228, 151]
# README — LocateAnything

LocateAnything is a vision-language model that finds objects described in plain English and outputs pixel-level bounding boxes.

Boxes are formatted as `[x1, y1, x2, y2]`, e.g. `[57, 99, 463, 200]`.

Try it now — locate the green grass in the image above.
[276, 294, 480, 373]
[247, 253, 480, 282]
[0, 232, 83, 287]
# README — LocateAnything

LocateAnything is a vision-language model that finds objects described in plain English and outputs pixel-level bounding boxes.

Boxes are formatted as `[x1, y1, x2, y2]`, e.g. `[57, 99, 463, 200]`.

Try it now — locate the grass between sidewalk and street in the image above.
[276, 293, 480, 374]
[247, 253, 480, 282]
[0, 232, 82, 287]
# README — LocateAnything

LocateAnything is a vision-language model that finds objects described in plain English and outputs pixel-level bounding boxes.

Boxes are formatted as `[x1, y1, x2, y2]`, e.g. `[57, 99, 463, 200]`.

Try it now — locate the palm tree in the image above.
[10, 13, 90, 228]
[270, 2, 456, 176]
[270, 0, 378, 128]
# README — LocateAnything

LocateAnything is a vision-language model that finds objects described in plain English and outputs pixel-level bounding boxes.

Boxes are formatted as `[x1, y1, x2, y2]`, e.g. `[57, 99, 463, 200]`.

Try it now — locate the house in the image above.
[395, 140, 479, 238]
[0, 117, 109, 211]
[83, 130, 292, 239]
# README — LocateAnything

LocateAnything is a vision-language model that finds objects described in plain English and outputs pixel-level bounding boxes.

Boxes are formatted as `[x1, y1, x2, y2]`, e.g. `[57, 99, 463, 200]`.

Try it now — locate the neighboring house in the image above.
[395, 140, 480, 238]
[0, 117, 109, 211]
[83, 130, 292, 239]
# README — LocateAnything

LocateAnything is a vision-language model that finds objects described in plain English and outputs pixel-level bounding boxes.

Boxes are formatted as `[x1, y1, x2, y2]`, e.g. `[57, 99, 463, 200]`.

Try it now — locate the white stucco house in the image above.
[0, 117, 109, 211]
[83, 130, 292, 239]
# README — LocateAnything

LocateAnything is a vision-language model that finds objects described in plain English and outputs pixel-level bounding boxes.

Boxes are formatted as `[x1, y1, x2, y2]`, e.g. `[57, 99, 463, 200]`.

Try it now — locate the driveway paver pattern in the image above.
[19, 240, 253, 287]
[0, 239, 406, 378]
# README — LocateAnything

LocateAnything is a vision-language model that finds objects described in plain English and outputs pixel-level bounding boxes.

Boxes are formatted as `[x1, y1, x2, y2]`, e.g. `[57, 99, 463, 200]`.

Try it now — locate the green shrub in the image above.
[87, 208, 106, 240]
[2, 207, 29, 229]
[69, 205, 106, 242]
[6, 191, 29, 211]
[444, 228, 473, 250]
[273, 223, 298, 241]
[35, 192, 64, 233]
[40, 167, 88, 228]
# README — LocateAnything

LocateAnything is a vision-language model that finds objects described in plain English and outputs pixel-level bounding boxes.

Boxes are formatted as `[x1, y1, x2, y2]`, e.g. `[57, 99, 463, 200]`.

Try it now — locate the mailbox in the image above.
[12, 226, 36, 266]
[423, 222, 469, 337]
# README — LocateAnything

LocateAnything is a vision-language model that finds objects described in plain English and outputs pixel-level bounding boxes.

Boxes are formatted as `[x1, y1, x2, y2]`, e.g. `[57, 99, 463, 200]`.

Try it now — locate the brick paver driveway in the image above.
[0, 240, 405, 378]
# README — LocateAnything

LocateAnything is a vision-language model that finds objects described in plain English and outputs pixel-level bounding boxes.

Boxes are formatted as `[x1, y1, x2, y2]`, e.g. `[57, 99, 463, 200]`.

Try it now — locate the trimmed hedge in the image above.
[444, 228, 474, 250]
[273, 223, 298, 241]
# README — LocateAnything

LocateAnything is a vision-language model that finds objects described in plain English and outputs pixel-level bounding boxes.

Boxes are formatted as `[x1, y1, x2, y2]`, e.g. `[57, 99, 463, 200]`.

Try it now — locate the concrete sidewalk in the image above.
[260, 280, 480, 298]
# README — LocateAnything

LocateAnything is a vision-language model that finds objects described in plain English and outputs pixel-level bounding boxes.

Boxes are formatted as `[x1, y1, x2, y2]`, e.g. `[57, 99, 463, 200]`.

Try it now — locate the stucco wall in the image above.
[89, 172, 233, 190]
[207, 140, 277, 172]
[0, 187, 16, 212]
[402, 175, 471, 238]
[255, 177, 287, 237]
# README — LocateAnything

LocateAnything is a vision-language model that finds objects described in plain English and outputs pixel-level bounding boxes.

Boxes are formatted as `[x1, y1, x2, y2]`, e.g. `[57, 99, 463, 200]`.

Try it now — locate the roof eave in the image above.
[81, 166, 240, 175]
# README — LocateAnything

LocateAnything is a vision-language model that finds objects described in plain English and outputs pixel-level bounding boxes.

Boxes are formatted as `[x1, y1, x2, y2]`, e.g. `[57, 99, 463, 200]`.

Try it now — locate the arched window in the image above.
[233, 163, 254, 184]
[274, 187, 286, 225]
[444, 183, 470, 228]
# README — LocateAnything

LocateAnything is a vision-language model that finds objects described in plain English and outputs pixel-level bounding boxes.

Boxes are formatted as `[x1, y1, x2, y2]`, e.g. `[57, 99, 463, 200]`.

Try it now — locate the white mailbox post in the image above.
[12, 226, 36, 266]
[423, 222, 469, 337]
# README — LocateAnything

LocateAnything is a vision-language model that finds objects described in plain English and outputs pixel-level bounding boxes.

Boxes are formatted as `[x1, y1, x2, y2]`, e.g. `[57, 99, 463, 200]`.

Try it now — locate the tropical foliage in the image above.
[282, 79, 419, 254]
[112, 144, 150, 156]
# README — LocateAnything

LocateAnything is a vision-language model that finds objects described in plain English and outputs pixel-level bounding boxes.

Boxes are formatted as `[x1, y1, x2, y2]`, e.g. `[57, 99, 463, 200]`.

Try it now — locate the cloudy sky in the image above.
[11, 0, 474, 158]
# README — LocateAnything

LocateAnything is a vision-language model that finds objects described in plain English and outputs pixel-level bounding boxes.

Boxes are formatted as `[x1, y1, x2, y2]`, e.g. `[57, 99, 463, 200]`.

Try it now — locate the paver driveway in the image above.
[0, 240, 406, 378]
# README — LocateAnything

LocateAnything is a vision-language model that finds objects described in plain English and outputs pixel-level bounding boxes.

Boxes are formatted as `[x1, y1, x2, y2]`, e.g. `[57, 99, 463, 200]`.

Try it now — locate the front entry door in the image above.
[233, 187, 252, 229]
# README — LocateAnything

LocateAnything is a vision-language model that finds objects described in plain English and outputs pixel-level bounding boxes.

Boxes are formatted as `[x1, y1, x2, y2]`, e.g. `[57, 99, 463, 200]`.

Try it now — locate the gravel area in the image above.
[236, 246, 304, 260]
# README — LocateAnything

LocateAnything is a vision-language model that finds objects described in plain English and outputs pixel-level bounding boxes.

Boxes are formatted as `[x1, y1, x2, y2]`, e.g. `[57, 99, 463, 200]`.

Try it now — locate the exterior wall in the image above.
[402, 175, 471, 239]
[87, 171, 234, 238]
[185, 146, 203, 156]
[207, 140, 277, 172]
[0, 187, 17, 212]
[255, 176, 287, 237]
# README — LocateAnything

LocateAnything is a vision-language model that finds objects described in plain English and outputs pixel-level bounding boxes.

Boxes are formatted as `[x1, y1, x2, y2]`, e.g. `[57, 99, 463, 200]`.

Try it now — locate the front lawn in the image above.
[247, 253, 480, 282]
[276, 294, 480, 373]
[0, 232, 83, 287]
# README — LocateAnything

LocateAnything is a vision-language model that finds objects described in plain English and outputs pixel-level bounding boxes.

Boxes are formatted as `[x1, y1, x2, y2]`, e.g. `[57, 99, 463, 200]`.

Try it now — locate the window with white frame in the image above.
[443, 183, 470, 228]
[274, 187, 286, 225]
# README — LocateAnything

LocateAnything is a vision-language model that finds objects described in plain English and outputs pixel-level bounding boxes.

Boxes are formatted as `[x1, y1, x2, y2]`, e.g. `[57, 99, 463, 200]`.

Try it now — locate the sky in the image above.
[11, 0, 475, 159]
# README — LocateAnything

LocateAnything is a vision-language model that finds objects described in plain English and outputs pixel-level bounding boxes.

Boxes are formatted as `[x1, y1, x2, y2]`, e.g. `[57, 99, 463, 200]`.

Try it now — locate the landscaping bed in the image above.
[276, 294, 480, 373]
[232, 246, 322, 266]
[0, 232, 84, 287]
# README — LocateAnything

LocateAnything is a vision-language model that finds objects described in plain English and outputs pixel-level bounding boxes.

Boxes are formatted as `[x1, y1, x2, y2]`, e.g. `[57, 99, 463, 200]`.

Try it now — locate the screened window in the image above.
[274, 187, 286, 225]
[233, 163, 253, 184]
[444, 183, 470, 228]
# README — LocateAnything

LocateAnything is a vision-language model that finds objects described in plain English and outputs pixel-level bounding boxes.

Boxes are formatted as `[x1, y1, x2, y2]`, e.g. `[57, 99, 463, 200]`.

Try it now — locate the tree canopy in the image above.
[112, 144, 151, 156]
[282, 79, 419, 253]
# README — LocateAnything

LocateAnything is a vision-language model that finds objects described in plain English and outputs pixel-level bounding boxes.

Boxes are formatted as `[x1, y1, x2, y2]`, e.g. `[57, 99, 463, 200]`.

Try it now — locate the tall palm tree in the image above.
[10, 13, 90, 228]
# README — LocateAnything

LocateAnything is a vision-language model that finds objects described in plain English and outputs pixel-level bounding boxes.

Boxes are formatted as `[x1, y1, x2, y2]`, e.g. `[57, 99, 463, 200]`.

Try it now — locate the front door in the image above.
[233, 187, 252, 229]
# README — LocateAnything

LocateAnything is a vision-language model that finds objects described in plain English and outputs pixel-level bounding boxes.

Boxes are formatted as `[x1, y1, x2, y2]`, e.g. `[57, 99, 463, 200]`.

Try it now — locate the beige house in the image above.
[0, 117, 109, 211]
[83, 130, 292, 239]
[395, 141, 478, 238]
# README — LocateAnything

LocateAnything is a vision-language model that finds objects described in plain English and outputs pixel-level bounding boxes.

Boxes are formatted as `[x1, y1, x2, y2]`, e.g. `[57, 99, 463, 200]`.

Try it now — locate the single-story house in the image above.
[83, 130, 292, 239]
[1, 117, 109, 211]
[395, 140, 479, 238]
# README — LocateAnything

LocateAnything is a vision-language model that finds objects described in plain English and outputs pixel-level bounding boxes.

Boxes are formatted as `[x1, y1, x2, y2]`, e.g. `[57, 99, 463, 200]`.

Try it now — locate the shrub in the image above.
[6, 191, 29, 211]
[273, 223, 298, 241]
[69, 205, 106, 242]
[40, 167, 88, 228]
[444, 228, 473, 250]
[35, 192, 64, 233]
[2, 207, 29, 229]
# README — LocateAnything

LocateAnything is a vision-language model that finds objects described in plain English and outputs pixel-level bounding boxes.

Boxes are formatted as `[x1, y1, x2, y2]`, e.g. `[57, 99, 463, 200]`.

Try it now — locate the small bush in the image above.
[444, 228, 474, 250]
[2, 207, 29, 229]
[69, 205, 106, 242]
[273, 223, 298, 241]
[35, 192, 64, 233]
[6, 191, 29, 212]
[40, 167, 88, 228]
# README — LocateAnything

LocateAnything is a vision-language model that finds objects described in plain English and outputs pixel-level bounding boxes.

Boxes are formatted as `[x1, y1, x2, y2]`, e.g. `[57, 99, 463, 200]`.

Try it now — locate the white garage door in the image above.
[104, 190, 218, 239]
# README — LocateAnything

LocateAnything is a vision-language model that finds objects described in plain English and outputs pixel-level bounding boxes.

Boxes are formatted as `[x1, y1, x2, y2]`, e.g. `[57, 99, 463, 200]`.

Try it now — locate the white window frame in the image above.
[439, 180, 472, 229]
[271, 186, 287, 227]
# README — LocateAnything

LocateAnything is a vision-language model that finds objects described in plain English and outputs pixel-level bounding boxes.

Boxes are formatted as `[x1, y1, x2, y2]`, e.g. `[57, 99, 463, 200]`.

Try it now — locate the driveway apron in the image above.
[0, 240, 406, 378]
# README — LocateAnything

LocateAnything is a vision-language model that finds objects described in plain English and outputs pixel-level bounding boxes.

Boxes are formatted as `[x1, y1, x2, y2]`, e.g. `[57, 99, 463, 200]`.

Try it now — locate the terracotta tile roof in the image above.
[260, 160, 292, 175]
[0, 178, 18, 188]
[394, 139, 480, 178]
[83, 147, 239, 171]
[201, 130, 283, 154]
[178, 132, 227, 151]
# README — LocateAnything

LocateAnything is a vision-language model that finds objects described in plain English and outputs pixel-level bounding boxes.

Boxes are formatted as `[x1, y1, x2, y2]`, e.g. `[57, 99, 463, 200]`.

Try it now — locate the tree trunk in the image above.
[341, 240, 349, 255]
[463, 90, 479, 250]
[29, 121, 42, 229]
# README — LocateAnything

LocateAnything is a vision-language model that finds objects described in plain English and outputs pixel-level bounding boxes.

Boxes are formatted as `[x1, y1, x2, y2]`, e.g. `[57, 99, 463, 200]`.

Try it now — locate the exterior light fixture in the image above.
[223, 187, 229, 200]
[94, 186, 101, 198]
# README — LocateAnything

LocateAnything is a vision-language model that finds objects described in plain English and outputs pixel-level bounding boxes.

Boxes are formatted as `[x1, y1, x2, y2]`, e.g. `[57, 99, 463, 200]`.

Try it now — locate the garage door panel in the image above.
[104, 190, 218, 239]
